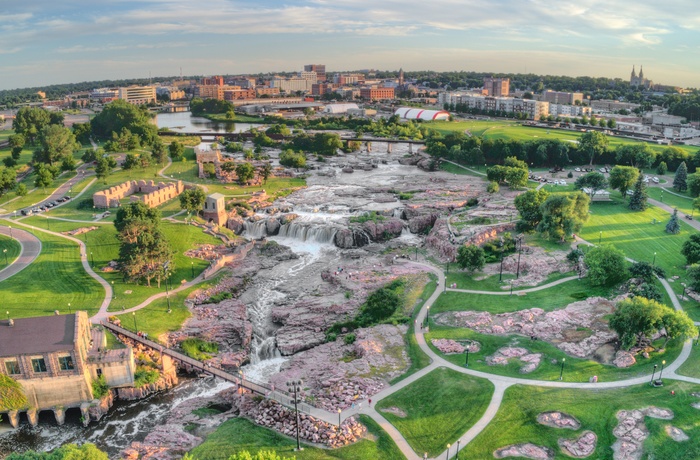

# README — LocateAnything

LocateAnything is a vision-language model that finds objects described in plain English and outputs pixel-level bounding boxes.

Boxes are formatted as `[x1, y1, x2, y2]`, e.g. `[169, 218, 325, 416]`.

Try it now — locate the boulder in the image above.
[226, 215, 246, 234]
[408, 213, 438, 234]
[558, 431, 597, 458]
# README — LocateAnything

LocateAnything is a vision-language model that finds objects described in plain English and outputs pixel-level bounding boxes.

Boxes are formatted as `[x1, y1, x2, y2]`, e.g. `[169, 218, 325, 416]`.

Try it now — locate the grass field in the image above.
[0, 170, 79, 213]
[427, 324, 682, 383]
[579, 198, 694, 279]
[457, 382, 700, 460]
[444, 267, 575, 292]
[431, 277, 614, 315]
[647, 187, 694, 215]
[0, 221, 104, 317]
[189, 415, 404, 460]
[0, 234, 22, 266]
[676, 343, 700, 379]
[376, 367, 493, 457]
[439, 162, 487, 178]
[390, 274, 436, 385]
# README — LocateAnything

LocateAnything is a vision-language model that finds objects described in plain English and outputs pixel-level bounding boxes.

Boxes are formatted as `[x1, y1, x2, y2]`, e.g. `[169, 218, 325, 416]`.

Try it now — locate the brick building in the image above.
[360, 87, 395, 101]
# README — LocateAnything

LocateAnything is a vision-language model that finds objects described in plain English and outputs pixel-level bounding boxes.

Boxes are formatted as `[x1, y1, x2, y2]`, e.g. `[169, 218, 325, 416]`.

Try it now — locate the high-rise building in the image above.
[304, 64, 326, 82]
[542, 90, 583, 105]
[483, 77, 510, 97]
[117, 86, 156, 104]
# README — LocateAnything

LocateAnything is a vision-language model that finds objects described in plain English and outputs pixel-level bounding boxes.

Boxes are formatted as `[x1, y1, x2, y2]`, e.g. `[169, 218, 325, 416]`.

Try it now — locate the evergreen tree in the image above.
[628, 172, 648, 211]
[674, 161, 688, 192]
[666, 208, 681, 234]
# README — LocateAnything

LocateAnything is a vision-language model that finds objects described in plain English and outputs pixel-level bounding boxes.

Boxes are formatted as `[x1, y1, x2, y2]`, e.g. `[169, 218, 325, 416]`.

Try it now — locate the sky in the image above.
[1, 0, 699, 91]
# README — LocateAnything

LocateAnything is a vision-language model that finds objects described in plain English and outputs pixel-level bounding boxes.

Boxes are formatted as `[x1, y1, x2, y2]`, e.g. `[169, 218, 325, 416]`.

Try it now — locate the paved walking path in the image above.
[0, 224, 41, 281]
[446, 274, 579, 295]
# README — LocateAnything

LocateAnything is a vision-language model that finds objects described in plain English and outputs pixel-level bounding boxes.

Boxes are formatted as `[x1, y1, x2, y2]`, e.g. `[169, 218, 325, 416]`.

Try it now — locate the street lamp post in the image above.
[516, 237, 523, 279]
[3, 249, 7, 265]
[650, 364, 658, 385]
[446, 444, 450, 460]
[499, 242, 505, 282]
[653, 252, 657, 267]
[90, 251, 94, 267]
[68, 303, 71, 314]
[426, 306, 430, 324]
[559, 358, 566, 381]
[456, 440, 461, 458]
[465, 348, 469, 368]
[191, 261, 195, 278]
[599, 231, 602, 245]
[658, 360, 666, 383]
[5, 311, 8, 321]
[337, 408, 342, 432]
[286, 380, 304, 451]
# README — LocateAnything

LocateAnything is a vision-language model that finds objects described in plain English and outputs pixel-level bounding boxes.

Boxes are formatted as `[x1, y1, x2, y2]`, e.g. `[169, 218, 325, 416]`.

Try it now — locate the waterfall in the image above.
[393, 208, 406, 220]
[244, 220, 267, 239]
[278, 221, 338, 244]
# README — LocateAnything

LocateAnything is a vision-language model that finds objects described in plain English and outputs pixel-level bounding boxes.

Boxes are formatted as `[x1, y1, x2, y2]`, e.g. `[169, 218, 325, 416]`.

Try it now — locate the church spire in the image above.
[639, 65, 644, 79]
[631, 65, 636, 79]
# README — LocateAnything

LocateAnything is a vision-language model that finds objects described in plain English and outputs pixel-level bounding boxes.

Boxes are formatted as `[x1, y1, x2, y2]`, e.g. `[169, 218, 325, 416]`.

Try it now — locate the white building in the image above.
[438, 92, 549, 120]
[394, 107, 451, 121]
[323, 103, 360, 115]
[270, 77, 314, 93]
[548, 103, 591, 118]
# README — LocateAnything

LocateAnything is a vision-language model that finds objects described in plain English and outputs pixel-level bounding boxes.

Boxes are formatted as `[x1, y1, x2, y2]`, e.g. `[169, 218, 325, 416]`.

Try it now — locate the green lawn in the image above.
[0, 222, 104, 318]
[439, 162, 487, 177]
[676, 343, 700, 379]
[376, 367, 493, 457]
[431, 277, 614, 315]
[391, 274, 436, 385]
[444, 267, 575, 292]
[0, 171, 79, 213]
[458, 382, 700, 460]
[647, 187, 694, 216]
[427, 324, 682, 383]
[579, 199, 695, 279]
[20, 217, 221, 313]
[189, 415, 404, 460]
[0, 234, 22, 265]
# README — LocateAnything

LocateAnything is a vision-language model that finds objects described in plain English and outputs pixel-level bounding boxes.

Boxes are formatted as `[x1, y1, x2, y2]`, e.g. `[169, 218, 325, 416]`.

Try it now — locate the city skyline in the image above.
[1, 0, 699, 91]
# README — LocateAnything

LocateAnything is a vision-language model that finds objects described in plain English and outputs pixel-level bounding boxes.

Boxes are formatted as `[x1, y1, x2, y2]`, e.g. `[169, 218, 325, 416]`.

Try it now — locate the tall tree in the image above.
[537, 192, 590, 242]
[179, 187, 206, 216]
[609, 165, 639, 199]
[12, 107, 51, 143]
[95, 156, 112, 183]
[681, 234, 700, 265]
[609, 297, 668, 350]
[168, 141, 184, 160]
[584, 244, 626, 286]
[0, 167, 17, 198]
[514, 188, 549, 232]
[33, 164, 53, 191]
[628, 173, 648, 211]
[260, 162, 272, 184]
[574, 171, 607, 199]
[665, 208, 681, 234]
[674, 161, 688, 192]
[456, 244, 485, 272]
[615, 144, 654, 169]
[34, 124, 80, 165]
[578, 131, 608, 165]
[236, 162, 255, 184]
[90, 99, 158, 146]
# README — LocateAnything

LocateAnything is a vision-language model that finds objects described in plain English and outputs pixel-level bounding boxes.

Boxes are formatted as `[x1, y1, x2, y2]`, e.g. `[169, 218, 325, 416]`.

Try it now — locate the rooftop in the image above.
[0, 314, 76, 357]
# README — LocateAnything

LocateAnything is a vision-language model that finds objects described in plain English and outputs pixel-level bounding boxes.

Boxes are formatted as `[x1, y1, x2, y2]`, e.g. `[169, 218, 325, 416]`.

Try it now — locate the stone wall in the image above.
[93, 180, 184, 208]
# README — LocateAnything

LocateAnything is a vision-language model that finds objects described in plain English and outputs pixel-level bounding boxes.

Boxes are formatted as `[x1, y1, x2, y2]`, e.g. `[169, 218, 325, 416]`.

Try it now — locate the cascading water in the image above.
[0, 378, 232, 458]
[243, 221, 268, 239]
[277, 221, 338, 244]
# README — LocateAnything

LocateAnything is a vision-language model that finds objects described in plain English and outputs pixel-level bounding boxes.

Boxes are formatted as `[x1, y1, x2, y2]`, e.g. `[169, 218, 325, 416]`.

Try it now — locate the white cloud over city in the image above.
[1, 0, 698, 89]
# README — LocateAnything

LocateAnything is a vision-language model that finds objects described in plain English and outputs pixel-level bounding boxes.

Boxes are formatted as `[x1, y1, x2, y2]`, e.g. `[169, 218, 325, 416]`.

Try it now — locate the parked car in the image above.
[21, 209, 32, 216]
[63, 195, 71, 201]
[575, 168, 581, 172]
[653, 177, 660, 183]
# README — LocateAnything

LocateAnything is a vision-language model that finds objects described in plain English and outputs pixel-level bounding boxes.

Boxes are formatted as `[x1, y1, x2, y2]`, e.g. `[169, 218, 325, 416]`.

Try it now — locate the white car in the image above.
[652, 177, 660, 183]
[561, 180, 567, 185]
[575, 168, 581, 172]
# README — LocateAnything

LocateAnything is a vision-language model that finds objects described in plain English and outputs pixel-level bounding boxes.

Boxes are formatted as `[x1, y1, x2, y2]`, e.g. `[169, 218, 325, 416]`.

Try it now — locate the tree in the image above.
[687, 264, 700, 291]
[681, 233, 700, 265]
[665, 208, 681, 234]
[584, 244, 626, 286]
[615, 144, 654, 169]
[657, 161, 668, 175]
[34, 125, 80, 165]
[608, 166, 638, 199]
[115, 202, 172, 288]
[33, 164, 53, 191]
[15, 182, 27, 197]
[72, 121, 92, 145]
[60, 154, 77, 172]
[8, 134, 25, 150]
[456, 244, 485, 272]
[13, 106, 51, 143]
[179, 187, 206, 216]
[609, 297, 667, 350]
[236, 162, 255, 184]
[578, 130, 608, 165]
[90, 99, 158, 146]
[169, 141, 184, 160]
[151, 139, 167, 164]
[607, 119, 616, 129]
[537, 192, 590, 242]
[260, 162, 272, 184]
[514, 188, 549, 232]
[6, 443, 108, 460]
[487, 181, 499, 193]
[661, 310, 697, 348]
[629, 261, 662, 283]
[628, 173, 648, 211]
[674, 161, 688, 192]
[279, 149, 306, 168]
[81, 149, 97, 163]
[574, 171, 607, 199]
[122, 152, 140, 170]
[0, 167, 17, 198]
[95, 156, 112, 183]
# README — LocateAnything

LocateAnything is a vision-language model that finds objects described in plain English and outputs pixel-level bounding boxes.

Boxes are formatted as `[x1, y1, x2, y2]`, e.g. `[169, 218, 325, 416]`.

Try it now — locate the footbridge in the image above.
[102, 321, 315, 415]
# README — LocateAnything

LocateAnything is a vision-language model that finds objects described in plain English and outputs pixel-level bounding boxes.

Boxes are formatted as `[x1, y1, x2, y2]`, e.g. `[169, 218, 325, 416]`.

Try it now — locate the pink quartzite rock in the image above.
[612, 350, 636, 368]
[494, 443, 554, 459]
[537, 411, 581, 430]
[612, 407, 674, 460]
[559, 431, 597, 458]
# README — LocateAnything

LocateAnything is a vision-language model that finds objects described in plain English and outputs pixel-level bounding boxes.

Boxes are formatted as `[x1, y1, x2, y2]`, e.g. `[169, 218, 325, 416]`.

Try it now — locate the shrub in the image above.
[350, 211, 386, 224]
[134, 366, 160, 388]
[344, 333, 356, 345]
[398, 192, 414, 200]
[567, 171, 574, 178]
[584, 244, 626, 286]
[91, 375, 109, 399]
[181, 338, 219, 361]
[466, 198, 479, 207]
[487, 181, 499, 193]
[208, 292, 233, 303]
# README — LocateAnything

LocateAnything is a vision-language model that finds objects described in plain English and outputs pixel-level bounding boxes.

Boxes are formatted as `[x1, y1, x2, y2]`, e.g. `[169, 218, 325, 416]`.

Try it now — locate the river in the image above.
[156, 112, 256, 134]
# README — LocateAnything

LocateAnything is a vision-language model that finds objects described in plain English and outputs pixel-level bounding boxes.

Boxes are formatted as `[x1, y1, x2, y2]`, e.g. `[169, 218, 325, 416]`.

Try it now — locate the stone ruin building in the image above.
[92, 180, 185, 208]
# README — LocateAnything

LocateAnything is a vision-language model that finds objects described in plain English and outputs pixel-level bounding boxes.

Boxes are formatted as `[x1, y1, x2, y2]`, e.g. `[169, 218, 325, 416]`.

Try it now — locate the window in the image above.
[31, 358, 47, 373]
[58, 356, 74, 371]
[4, 360, 20, 375]
[96, 368, 103, 377]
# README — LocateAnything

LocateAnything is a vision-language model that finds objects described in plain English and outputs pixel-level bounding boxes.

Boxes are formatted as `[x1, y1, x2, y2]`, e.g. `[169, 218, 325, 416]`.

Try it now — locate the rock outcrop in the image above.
[612, 407, 674, 460]
[486, 347, 542, 373]
[494, 443, 554, 459]
[559, 431, 597, 458]
[537, 411, 581, 430]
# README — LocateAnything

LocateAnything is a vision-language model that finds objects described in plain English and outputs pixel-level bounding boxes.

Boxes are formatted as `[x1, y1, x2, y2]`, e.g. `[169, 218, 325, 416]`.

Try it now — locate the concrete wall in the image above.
[19, 373, 93, 410]
[87, 348, 135, 388]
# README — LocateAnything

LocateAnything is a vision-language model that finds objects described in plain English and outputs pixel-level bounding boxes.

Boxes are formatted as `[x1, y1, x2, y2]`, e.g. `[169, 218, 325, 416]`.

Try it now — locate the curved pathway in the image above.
[0, 224, 41, 281]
